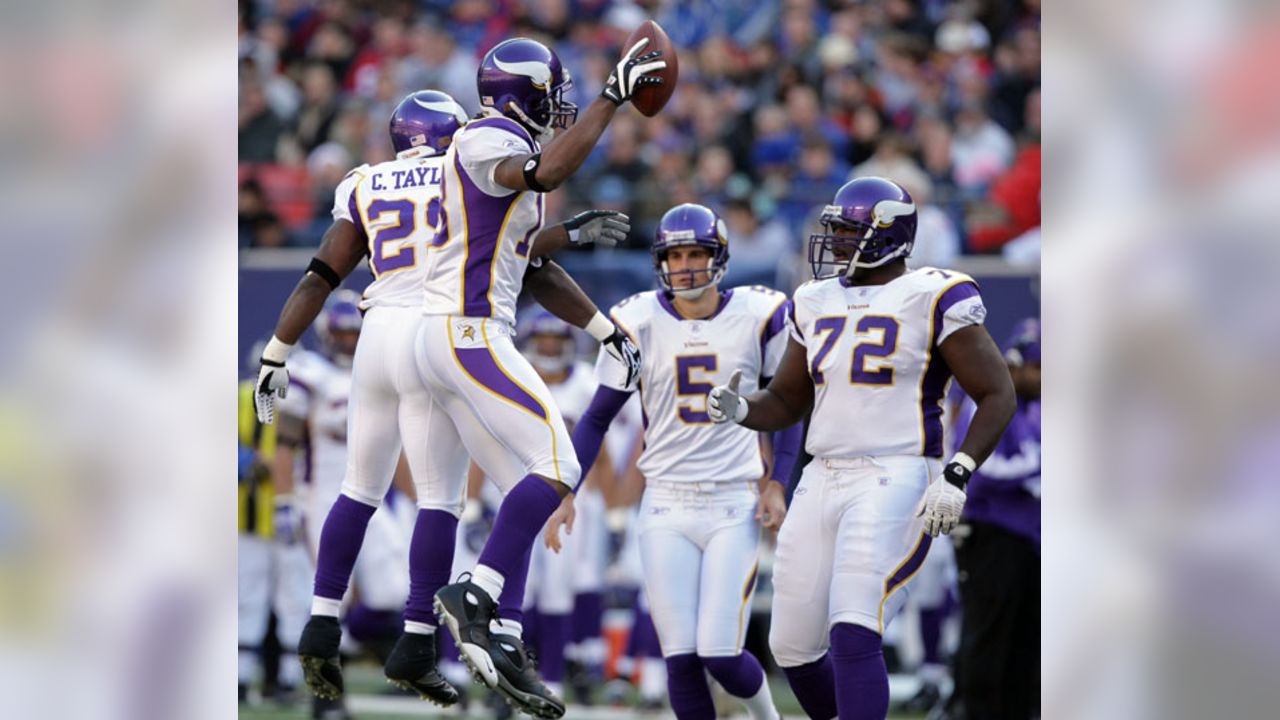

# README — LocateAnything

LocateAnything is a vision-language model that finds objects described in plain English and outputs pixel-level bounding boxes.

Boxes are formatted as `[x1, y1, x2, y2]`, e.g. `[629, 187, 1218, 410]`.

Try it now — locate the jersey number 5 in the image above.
[675, 354, 718, 424]
[810, 315, 900, 386]
[365, 196, 442, 276]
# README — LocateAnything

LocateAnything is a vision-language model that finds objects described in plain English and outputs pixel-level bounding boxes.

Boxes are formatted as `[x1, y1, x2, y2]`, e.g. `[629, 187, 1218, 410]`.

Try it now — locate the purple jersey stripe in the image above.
[759, 299, 791, 357]
[788, 301, 803, 340]
[347, 192, 368, 242]
[452, 345, 548, 420]
[884, 533, 932, 595]
[919, 280, 979, 457]
[453, 152, 521, 317]
[467, 117, 537, 152]
[935, 281, 980, 319]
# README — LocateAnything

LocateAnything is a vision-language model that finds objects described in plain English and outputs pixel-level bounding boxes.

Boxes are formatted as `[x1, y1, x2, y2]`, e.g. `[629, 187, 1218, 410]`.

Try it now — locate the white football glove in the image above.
[564, 210, 630, 248]
[915, 458, 974, 536]
[601, 38, 667, 106]
[603, 329, 642, 389]
[254, 337, 293, 425]
[707, 369, 749, 424]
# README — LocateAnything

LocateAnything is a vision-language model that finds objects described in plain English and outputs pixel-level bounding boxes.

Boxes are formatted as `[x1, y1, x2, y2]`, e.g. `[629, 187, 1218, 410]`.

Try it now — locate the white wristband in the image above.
[585, 311, 615, 342]
[950, 452, 977, 473]
[262, 335, 293, 364]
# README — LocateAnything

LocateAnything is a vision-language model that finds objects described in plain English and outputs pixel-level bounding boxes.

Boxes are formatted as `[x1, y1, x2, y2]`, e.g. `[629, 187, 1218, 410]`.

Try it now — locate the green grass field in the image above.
[238, 662, 929, 719]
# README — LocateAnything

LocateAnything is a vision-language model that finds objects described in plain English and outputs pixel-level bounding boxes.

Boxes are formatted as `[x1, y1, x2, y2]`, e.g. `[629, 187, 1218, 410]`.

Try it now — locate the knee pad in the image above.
[770, 625, 827, 668]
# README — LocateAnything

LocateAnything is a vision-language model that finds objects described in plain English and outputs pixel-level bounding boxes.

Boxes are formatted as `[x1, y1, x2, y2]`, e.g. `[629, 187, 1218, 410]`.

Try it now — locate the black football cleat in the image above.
[297, 615, 344, 700]
[489, 633, 566, 719]
[434, 576, 500, 688]
[384, 631, 460, 707]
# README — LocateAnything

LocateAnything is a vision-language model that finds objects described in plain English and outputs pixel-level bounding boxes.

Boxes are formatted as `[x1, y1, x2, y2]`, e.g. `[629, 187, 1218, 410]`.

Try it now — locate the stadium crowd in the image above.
[238, 0, 1041, 287]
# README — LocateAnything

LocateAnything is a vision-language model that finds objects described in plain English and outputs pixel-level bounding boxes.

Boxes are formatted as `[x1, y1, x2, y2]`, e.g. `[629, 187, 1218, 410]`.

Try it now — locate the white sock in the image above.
[405, 620, 436, 635]
[471, 564, 505, 600]
[311, 596, 342, 617]
[491, 619, 523, 638]
[740, 677, 781, 720]
[639, 657, 666, 700]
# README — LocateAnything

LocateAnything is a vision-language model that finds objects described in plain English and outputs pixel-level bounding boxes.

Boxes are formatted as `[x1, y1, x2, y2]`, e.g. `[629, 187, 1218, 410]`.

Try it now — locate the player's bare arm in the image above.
[254, 219, 366, 424]
[713, 338, 814, 431]
[939, 325, 1016, 464]
[492, 40, 666, 193]
[272, 220, 367, 345]
[525, 260, 643, 387]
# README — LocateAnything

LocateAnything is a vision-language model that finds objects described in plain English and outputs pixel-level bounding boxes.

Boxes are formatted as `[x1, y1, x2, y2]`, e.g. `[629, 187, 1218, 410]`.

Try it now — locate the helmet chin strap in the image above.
[506, 102, 554, 143]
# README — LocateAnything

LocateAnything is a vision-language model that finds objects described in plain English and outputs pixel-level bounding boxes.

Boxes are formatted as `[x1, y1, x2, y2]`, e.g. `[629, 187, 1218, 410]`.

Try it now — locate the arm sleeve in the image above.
[769, 420, 804, 488]
[570, 386, 634, 490]
[457, 126, 531, 197]
[760, 299, 792, 377]
[935, 281, 987, 345]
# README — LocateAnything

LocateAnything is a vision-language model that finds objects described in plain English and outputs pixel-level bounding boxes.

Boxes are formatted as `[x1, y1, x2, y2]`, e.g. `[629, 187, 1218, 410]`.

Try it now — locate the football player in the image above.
[251, 89, 633, 708]
[421, 37, 665, 718]
[705, 176, 1017, 720]
[548, 203, 803, 720]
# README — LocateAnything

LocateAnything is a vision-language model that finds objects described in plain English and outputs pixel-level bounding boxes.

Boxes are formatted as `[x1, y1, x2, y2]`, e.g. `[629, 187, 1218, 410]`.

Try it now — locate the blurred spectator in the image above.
[722, 196, 794, 286]
[239, 77, 283, 163]
[397, 23, 478, 113]
[966, 89, 1041, 253]
[779, 134, 849, 228]
[786, 85, 849, 159]
[238, 180, 275, 247]
[347, 16, 408, 99]
[951, 101, 1016, 190]
[851, 132, 933, 205]
[292, 62, 341, 153]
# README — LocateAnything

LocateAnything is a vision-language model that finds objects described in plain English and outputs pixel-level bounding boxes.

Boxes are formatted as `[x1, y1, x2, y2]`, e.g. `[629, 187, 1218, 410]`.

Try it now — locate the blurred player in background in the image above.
[947, 318, 1041, 720]
[515, 312, 614, 702]
[707, 177, 1016, 720]
[423, 36, 665, 718]
[251, 88, 630, 710]
[552, 203, 803, 720]
[237, 380, 309, 707]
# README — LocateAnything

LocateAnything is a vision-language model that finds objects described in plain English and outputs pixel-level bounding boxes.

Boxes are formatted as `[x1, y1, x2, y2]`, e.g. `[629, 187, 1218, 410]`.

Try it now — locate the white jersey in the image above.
[547, 360, 598, 429]
[598, 286, 791, 484]
[278, 350, 351, 500]
[789, 267, 987, 459]
[333, 153, 447, 310]
[422, 113, 545, 328]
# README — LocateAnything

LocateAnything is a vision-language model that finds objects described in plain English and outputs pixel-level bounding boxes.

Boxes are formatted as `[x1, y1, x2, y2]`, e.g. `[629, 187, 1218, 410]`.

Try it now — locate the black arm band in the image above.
[522, 153, 551, 193]
[307, 258, 342, 290]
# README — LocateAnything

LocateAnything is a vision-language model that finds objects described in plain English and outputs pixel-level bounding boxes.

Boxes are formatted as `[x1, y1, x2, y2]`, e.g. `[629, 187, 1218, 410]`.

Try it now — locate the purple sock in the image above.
[439, 626, 459, 662]
[496, 546, 532, 625]
[313, 494, 378, 601]
[571, 591, 603, 645]
[830, 623, 888, 720]
[782, 654, 838, 720]
[344, 605, 399, 645]
[920, 605, 946, 666]
[478, 475, 563, 582]
[536, 612, 570, 683]
[701, 652, 766, 698]
[405, 508, 458, 625]
[631, 610, 662, 659]
[665, 653, 716, 720]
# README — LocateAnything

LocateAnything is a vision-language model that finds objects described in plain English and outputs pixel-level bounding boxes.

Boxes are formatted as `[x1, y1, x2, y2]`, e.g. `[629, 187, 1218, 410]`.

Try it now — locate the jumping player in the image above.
[422, 37, 666, 718]
[547, 203, 803, 720]
[251, 89, 632, 708]
[706, 176, 1016, 720]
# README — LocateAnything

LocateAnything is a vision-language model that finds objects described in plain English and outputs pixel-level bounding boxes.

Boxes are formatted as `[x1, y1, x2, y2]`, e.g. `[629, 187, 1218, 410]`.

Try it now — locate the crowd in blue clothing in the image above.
[239, 0, 1041, 280]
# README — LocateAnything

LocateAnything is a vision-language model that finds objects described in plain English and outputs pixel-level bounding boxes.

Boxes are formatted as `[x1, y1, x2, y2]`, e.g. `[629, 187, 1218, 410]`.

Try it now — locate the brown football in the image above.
[625, 20, 678, 117]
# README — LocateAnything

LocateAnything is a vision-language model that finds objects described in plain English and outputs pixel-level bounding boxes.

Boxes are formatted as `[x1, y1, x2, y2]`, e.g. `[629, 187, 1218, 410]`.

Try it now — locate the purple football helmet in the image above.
[317, 290, 363, 367]
[478, 38, 578, 138]
[518, 309, 576, 375]
[808, 176, 918, 278]
[389, 90, 468, 157]
[652, 203, 730, 296]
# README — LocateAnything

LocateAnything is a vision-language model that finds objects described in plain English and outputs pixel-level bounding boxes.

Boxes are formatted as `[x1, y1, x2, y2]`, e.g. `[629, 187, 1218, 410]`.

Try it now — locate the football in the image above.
[626, 20, 678, 117]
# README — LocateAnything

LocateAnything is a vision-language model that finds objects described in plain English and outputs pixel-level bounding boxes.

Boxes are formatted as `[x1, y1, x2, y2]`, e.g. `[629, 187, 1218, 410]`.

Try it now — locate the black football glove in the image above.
[601, 38, 667, 106]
